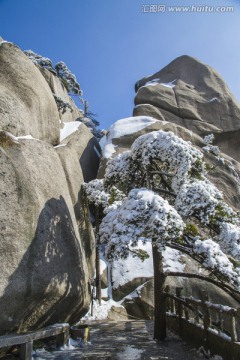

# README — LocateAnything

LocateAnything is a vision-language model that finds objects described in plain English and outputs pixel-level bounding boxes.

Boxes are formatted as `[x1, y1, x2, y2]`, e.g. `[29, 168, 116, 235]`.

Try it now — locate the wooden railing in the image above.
[0, 323, 69, 360]
[164, 287, 240, 359]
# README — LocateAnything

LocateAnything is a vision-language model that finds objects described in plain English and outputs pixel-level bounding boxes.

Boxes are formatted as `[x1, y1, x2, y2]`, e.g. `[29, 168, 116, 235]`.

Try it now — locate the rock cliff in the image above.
[0, 41, 100, 334]
[134, 55, 240, 162]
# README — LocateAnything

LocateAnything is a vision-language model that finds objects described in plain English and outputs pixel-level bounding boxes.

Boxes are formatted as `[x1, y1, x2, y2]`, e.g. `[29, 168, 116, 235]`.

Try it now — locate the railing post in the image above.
[184, 306, 189, 321]
[176, 287, 183, 316]
[199, 290, 211, 352]
[164, 286, 170, 313]
[56, 327, 70, 348]
[152, 243, 167, 341]
[216, 312, 224, 336]
[20, 341, 33, 360]
[230, 313, 237, 342]
[171, 298, 176, 315]
[176, 287, 183, 331]
[199, 291, 211, 330]
[194, 305, 199, 325]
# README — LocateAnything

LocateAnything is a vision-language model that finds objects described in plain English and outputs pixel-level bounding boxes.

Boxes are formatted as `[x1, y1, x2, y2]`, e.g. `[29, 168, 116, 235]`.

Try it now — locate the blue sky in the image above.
[0, 0, 240, 130]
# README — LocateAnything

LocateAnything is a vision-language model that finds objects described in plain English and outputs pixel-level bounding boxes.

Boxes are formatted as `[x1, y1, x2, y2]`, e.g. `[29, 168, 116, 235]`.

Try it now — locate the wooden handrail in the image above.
[165, 287, 240, 343]
[0, 323, 70, 360]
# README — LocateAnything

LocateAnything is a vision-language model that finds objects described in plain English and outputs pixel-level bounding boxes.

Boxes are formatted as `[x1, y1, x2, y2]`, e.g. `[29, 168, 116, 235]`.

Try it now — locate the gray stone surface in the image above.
[106, 306, 129, 321]
[122, 280, 154, 320]
[56, 124, 101, 275]
[31, 321, 204, 359]
[0, 134, 90, 334]
[40, 67, 83, 123]
[0, 42, 60, 145]
[0, 41, 102, 335]
[134, 55, 240, 161]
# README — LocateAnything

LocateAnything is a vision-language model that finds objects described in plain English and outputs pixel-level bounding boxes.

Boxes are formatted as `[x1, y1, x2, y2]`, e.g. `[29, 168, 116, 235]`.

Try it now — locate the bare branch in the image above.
[150, 171, 175, 177]
[153, 187, 176, 197]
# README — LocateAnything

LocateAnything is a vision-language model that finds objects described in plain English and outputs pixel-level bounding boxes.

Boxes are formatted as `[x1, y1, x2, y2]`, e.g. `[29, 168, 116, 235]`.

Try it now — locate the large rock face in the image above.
[0, 42, 60, 145]
[39, 67, 84, 124]
[0, 42, 101, 334]
[56, 125, 101, 275]
[0, 135, 89, 332]
[134, 55, 240, 162]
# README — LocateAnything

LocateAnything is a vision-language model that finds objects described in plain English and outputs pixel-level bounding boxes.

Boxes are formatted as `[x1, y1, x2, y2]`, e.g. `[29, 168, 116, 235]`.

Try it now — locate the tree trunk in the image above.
[95, 207, 101, 305]
[152, 242, 166, 341]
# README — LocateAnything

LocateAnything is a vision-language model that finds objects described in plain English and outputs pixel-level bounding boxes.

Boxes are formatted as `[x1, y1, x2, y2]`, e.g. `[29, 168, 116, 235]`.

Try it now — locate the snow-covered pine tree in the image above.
[82, 179, 125, 305]
[100, 129, 240, 340]
[55, 61, 82, 96]
[24, 50, 102, 140]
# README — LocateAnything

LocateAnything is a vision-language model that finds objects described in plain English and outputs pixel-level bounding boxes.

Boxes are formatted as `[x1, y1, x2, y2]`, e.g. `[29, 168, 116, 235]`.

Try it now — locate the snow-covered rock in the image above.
[101, 116, 158, 159]
[134, 55, 240, 163]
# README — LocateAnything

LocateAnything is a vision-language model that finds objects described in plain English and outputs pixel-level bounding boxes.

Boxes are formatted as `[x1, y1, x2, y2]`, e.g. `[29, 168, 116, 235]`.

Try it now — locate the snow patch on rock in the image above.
[102, 116, 158, 159]
[111, 240, 185, 289]
[60, 121, 82, 142]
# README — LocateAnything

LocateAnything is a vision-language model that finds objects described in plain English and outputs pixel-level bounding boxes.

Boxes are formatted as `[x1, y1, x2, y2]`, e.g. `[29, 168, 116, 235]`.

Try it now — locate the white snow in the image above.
[6, 133, 37, 143]
[208, 97, 220, 103]
[111, 240, 153, 289]
[102, 116, 158, 159]
[83, 179, 109, 208]
[59, 343, 75, 351]
[143, 78, 176, 89]
[0, 40, 12, 46]
[124, 283, 148, 300]
[100, 252, 107, 275]
[54, 144, 67, 149]
[111, 241, 185, 289]
[99, 134, 107, 149]
[163, 247, 185, 273]
[103, 142, 116, 159]
[101, 288, 109, 298]
[193, 238, 239, 284]
[219, 222, 240, 257]
[203, 134, 214, 144]
[144, 78, 161, 87]
[105, 129, 204, 193]
[60, 121, 82, 142]
[134, 103, 151, 108]
[94, 145, 101, 158]
[15, 135, 35, 140]
[117, 345, 144, 359]
[82, 299, 123, 321]
[160, 79, 176, 88]
[100, 188, 184, 259]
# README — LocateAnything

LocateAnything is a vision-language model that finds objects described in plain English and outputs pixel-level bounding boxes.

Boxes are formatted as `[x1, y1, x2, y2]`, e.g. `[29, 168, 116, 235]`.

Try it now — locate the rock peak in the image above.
[134, 55, 240, 160]
[135, 55, 224, 92]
